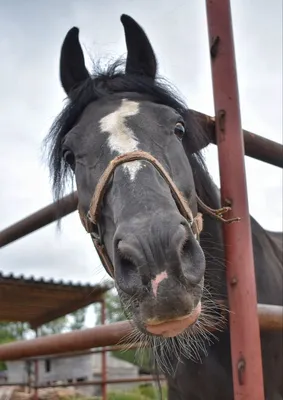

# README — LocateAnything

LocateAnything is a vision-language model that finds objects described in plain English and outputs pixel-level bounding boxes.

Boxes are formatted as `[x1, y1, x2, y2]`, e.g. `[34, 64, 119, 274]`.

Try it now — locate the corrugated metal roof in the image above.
[0, 271, 113, 329]
[0, 271, 110, 289]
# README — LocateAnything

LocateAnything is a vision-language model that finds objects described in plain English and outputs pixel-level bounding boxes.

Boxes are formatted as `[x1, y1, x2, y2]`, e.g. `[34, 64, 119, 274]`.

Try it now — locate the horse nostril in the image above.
[114, 240, 142, 296]
[179, 233, 205, 286]
[181, 237, 192, 259]
[115, 238, 152, 296]
[177, 220, 192, 250]
[116, 243, 136, 278]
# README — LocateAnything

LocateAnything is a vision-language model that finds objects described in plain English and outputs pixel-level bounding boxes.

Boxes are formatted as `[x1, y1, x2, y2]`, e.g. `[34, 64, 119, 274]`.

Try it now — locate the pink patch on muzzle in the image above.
[151, 271, 168, 297]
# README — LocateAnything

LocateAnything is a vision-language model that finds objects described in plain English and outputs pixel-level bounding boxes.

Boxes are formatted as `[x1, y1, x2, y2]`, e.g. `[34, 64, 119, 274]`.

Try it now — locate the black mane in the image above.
[44, 58, 213, 204]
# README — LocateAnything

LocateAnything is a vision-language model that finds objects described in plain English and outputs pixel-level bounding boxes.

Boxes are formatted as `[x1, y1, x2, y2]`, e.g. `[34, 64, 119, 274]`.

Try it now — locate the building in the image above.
[6, 352, 140, 396]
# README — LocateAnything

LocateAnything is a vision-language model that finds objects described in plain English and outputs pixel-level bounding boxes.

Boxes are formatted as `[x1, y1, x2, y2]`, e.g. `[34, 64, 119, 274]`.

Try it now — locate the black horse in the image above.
[44, 14, 282, 399]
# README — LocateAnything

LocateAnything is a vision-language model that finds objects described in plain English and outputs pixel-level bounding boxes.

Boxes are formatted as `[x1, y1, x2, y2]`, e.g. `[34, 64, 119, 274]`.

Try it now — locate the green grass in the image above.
[108, 383, 167, 400]
[65, 383, 167, 400]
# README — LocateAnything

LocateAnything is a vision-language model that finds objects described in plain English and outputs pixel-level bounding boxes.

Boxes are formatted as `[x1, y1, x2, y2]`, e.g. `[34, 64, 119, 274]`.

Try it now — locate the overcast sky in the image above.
[0, 1, 282, 293]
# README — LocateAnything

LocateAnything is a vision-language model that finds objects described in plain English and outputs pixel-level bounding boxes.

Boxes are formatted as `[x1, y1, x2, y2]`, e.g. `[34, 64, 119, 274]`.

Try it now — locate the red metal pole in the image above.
[34, 329, 39, 400]
[205, 1, 265, 399]
[100, 299, 107, 400]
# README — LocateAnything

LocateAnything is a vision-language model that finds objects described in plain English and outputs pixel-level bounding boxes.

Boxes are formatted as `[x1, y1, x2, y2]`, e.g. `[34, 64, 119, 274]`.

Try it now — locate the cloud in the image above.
[0, 0, 282, 287]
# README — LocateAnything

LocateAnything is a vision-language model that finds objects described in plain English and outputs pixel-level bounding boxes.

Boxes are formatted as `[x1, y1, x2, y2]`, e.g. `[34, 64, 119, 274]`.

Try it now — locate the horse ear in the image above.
[120, 14, 157, 79]
[182, 110, 213, 154]
[60, 27, 90, 96]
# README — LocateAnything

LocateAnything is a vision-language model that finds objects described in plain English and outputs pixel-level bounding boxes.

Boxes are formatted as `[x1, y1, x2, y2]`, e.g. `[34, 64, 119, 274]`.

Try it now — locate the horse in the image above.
[44, 14, 282, 399]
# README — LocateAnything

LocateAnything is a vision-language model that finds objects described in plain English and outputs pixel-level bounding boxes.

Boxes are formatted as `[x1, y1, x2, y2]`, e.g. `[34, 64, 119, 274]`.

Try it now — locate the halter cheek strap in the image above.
[78, 205, 115, 278]
[78, 150, 239, 279]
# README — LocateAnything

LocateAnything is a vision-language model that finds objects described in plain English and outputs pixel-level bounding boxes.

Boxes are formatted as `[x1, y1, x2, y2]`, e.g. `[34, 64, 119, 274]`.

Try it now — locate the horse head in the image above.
[46, 15, 213, 342]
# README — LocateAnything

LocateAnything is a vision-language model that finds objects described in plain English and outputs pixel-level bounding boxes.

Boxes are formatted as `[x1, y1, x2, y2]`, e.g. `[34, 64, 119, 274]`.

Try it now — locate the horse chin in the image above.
[144, 302, 202, 338]
[129, 302, 202, 340]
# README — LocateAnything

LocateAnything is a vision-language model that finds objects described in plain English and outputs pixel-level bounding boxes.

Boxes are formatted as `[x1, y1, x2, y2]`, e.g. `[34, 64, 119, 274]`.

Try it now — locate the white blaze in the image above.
[99, 99, 142, 181]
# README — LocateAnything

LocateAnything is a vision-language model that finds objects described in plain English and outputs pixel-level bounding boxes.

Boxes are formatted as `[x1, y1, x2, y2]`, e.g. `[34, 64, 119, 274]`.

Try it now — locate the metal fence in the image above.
[1, 341, 166, 397]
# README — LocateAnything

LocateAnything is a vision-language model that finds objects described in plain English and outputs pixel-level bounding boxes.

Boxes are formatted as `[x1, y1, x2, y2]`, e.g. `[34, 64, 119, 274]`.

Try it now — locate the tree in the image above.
[38, 316, 69, 336]
[0, 322, 29, 342]
[0, 309, 87, 341]
[94, 289, 126, 325]
[94, 290, 153, 373]
[0, 308, 87, 370]
[0, 322, 31, 371]
[68, 308, 86, 331]
[38, 308, 87, 335]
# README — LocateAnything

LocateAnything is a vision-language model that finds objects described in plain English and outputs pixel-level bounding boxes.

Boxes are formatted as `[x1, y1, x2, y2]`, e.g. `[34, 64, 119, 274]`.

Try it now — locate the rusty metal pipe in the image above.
[0, 192, 78, 248]
[33, 376, 166, 389]
[0, 383, 28, 387]
[24, 343, 146, 362]
[192, 111, 283, 168]
[0, 304, 281, 362]
[101, 299, 107, 400]
[257, 304, 283, 331]
[0, 376, 166, 389]
[234, 129, 282, 168]
[0, 320, 132, 361]
[206, 1, 265, 398]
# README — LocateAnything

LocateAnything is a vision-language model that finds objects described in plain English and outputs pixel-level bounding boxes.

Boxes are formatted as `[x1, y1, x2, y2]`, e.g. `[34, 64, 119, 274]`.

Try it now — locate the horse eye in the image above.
[174, 122, 185, 140]
[63, 149, 75, 166]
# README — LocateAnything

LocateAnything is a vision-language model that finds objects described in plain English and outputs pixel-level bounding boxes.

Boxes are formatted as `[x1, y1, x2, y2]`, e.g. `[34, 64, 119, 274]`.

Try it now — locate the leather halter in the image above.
[78, 150, 204, 278]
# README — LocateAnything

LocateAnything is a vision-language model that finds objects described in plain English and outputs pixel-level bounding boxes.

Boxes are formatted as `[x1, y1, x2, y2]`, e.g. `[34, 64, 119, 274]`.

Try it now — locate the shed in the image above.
[0, 271, 112, 329]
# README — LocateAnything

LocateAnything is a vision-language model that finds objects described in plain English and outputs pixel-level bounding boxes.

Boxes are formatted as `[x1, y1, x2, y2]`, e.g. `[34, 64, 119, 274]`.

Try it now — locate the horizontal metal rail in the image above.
[0, 192, 78, 248]
[34, 376, 166, 389]
[22, 343, 146, 362]
[0, 304, 282, 362]
[0, 376, 166, 388]
[192, 111, 283, 168]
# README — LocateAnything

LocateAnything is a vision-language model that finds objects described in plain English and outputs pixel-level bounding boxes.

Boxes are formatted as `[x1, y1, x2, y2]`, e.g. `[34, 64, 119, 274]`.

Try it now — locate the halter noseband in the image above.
[78, 150, 204, 278]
